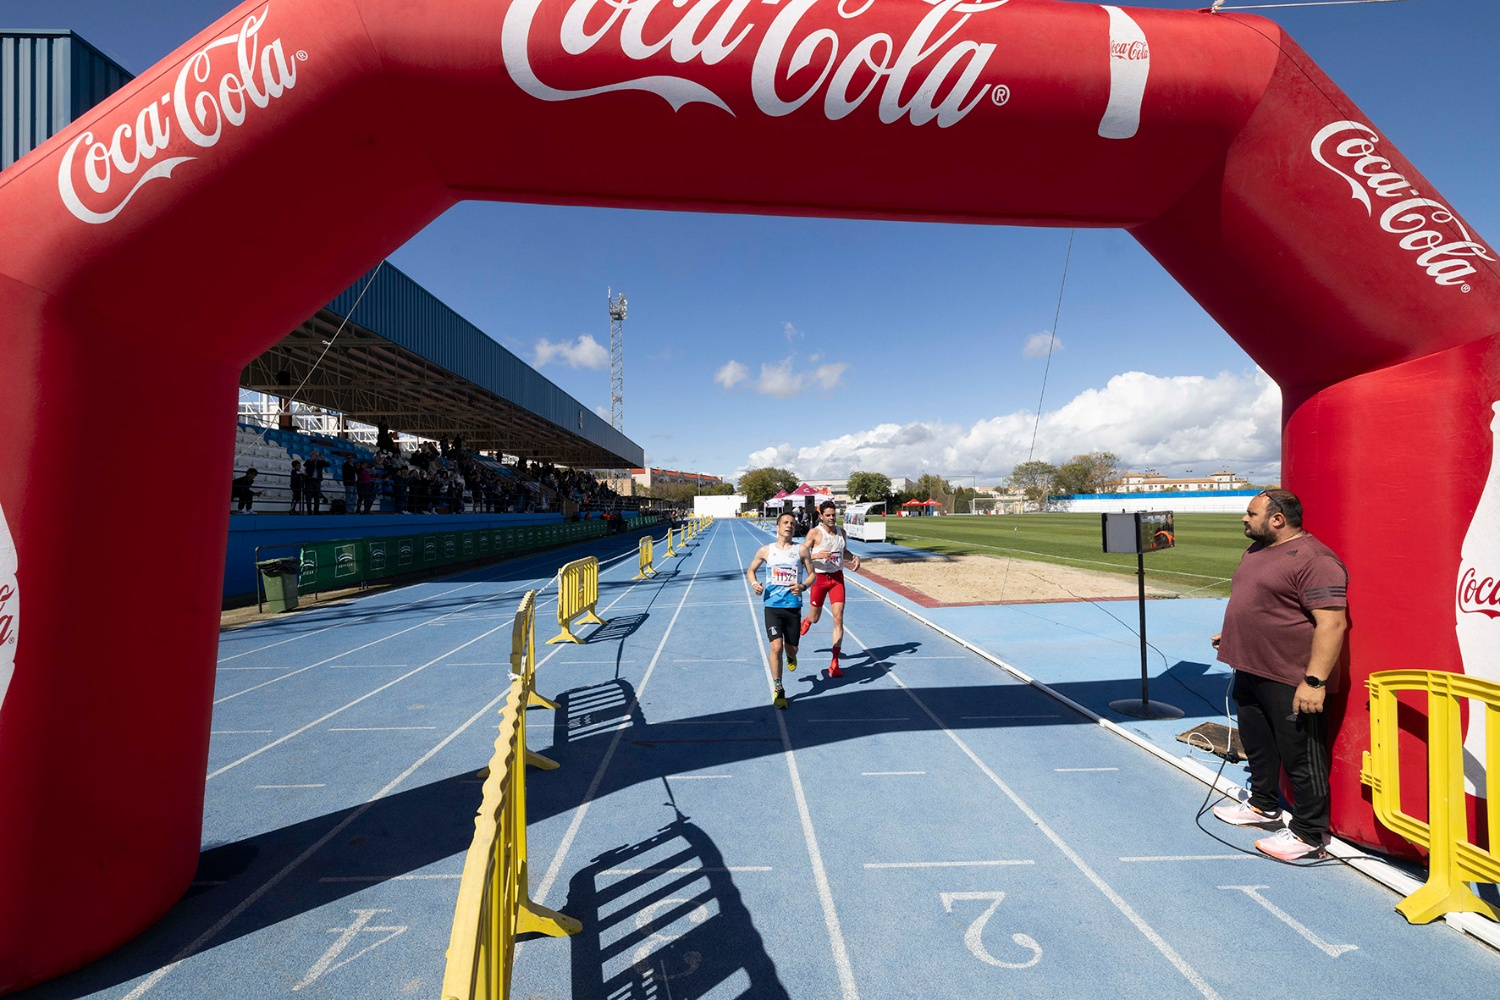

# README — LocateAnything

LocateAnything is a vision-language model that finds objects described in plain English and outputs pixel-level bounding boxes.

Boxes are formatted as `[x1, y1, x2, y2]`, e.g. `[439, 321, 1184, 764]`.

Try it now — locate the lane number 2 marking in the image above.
[941, 891, 1042, 969]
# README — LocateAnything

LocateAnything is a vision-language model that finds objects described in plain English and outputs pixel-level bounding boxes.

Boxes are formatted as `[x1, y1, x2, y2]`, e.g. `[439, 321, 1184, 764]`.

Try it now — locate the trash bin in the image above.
[257, 558, 301, 613]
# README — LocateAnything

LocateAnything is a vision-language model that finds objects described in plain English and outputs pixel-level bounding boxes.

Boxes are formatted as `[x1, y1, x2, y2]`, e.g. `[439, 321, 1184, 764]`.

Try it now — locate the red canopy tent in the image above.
[763, 489, 789, 510]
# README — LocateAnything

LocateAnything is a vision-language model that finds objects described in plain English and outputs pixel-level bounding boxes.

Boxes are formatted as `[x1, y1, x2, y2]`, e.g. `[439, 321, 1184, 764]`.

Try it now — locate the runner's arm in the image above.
[747, 547, 767, 595]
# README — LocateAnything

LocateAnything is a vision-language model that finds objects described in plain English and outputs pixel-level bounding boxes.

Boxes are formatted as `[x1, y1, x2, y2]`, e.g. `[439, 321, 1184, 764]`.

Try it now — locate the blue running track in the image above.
[15, 518, 1500, 999]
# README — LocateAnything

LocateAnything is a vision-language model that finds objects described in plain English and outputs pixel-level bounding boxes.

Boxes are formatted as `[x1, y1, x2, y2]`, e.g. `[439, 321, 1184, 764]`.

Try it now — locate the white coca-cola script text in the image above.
[1312, 121, 1493, 290]
[503, 0, 1009, 127]
[57, 5, 299, 225]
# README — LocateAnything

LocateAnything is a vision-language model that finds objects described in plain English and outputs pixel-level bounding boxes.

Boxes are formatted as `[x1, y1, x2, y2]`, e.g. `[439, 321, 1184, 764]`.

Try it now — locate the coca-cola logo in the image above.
[57, 5, 302, 225]
[1311, 120, 1494, 292]
[0, 583, 14, 648]
[1458, 567, 1500, 619]
[502, 0, 1010, 127]
[1110, 40, 1148, 61]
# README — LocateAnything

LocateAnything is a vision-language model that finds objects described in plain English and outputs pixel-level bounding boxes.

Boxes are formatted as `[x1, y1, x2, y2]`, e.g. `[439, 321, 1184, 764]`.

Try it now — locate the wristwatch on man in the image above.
[1303, 675, 1324, 688]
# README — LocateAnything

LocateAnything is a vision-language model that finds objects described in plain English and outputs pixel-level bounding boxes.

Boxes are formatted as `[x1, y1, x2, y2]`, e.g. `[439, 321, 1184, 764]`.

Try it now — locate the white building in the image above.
[1115, 470, 1250, 493]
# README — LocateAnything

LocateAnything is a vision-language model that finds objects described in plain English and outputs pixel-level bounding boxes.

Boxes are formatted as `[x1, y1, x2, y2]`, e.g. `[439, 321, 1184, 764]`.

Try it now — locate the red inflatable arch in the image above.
[1, 0, 1496, 987]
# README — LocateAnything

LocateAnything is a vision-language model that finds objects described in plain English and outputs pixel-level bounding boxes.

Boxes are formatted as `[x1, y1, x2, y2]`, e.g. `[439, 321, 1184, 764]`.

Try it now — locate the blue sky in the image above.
[8, 0, 1496, 486]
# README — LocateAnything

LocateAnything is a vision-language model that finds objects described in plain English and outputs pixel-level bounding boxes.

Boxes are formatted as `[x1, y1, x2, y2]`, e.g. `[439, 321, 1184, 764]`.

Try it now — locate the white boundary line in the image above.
[124, 685, 514, 998]
[845, 622, 1222, 1000]
[732, 520, 860, 1000]
[844, 574, 1500, 953]
[529, 525, 722, 908]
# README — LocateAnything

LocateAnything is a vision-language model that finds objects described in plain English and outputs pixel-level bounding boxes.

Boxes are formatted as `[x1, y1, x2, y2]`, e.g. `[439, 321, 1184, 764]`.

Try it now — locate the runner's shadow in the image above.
[560, 783, 790, 1000]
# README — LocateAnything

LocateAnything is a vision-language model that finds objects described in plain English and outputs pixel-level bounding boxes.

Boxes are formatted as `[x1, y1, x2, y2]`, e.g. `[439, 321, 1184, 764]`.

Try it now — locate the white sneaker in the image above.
[1255, 827, 1328, 861]
[1211, 801, 1284, 827]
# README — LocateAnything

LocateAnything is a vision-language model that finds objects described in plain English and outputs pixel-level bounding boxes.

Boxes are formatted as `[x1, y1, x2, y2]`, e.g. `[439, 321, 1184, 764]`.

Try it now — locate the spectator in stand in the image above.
[288, 460, 304, 514]
[342, 458, 358, 513]
[305, 450, 330, 514]
[357, 462, 375, 513]
[391, 466, 409, 513]
[232, 468, 261, 513]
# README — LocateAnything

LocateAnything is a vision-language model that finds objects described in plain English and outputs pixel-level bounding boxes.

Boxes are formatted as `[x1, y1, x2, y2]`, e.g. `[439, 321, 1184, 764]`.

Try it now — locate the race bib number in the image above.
[771, 564, 799, 587]
[824, 551, 842, 570]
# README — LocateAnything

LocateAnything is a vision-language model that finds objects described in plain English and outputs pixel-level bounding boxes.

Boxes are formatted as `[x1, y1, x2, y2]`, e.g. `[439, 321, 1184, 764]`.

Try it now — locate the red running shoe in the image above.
[799, 618, 812, 637]
[827, 662, 844, 678]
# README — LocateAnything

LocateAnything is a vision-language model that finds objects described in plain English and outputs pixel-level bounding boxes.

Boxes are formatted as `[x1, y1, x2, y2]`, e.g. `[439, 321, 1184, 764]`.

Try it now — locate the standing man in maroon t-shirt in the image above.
[1211, 488, 1349, 861]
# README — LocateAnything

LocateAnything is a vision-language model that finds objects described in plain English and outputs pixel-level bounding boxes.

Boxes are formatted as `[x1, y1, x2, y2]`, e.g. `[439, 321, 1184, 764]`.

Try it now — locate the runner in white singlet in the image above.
[801, 499, 861, 677]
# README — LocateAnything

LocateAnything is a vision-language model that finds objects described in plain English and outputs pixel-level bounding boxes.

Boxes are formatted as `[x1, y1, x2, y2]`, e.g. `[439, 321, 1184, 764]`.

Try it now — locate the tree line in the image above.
[733, 451, 1125, 512]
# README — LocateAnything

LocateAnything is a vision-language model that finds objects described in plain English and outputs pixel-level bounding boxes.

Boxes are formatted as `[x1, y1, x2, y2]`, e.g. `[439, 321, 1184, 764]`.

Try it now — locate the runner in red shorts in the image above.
[800, 499, 861, 677]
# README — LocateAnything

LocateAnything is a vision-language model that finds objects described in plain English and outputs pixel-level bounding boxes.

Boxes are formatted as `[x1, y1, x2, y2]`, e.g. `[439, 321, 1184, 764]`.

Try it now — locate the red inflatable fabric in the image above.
[0, 0, 1495, 988]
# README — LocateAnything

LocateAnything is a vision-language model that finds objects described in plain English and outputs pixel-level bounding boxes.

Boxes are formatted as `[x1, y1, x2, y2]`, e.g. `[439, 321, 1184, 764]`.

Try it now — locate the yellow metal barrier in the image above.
[663, 524, 677, 559]
[510, 591, 559, 725]
[547, 556, 607, 645]
[1361, 668, 1500, 924]
[443, 594, 581, 1000]
[632, 534, 657, 579]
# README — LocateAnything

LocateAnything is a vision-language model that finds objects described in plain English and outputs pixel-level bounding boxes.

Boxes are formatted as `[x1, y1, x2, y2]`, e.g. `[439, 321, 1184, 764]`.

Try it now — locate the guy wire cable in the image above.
[998, 228, 1074, 600]
[286, 260, 386, 407]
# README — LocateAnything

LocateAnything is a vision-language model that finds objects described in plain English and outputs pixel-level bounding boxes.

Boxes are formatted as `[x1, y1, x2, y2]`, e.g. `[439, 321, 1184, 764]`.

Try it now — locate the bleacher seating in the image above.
[232, 422, 381, 513]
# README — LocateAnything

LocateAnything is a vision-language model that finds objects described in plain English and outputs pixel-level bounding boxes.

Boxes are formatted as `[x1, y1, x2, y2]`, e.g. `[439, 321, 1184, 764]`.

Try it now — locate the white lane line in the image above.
[207, 624, 511, 780]
[530, 528, 722, 910]
[218, 666, 294, 671]
[673, 657, 751, 663]
[862, 771, 926, 776]
[963, 714, 1061, 720]
[124, 682, 514, 998]
[887, 656, 967, 660]
[1219, 885, 1358, 957]
[214, 585, 552, 705]
[667, 774, 733, 780]
[443, 662, 504, 666]
[318, 874, 461, 882]
[327, 727, 438, 732]
[844, 622, 1222, 1000]
[255, 784, 327, 789]
[810, 717, 909, 723]
[601, 866, 772, 876]
[734, 520, 859, 1000]
[211, 730, 274, 735]
[328, 664, 409, 669]
[1055, 767, 1119, 772]
[655, 720, 755, 726]
[1123, 855, 1259, 862]
[865, 860, 1035, 869]
[216, 578, 490, 661]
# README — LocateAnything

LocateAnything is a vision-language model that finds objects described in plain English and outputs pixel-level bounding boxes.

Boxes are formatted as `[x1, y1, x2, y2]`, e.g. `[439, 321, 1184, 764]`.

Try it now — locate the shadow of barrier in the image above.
[632, 535, 658, 580]
[1362, 669, 1500, 924]
[548, 556, 608, 645]
[442, 590, 581, 1000]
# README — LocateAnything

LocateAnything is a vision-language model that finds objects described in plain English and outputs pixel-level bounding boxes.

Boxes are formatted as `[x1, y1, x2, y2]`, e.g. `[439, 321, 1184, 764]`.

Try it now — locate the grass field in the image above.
[873, 512, 1247, 598]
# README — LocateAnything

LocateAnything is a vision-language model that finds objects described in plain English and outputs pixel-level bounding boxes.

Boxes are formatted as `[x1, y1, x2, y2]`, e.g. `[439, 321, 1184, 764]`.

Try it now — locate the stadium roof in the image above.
[240, 263, 644, 468]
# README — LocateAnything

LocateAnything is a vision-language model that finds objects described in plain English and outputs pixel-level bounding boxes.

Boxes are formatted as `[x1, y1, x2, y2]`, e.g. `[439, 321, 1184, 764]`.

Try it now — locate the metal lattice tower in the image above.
[607, 288, 627, 431]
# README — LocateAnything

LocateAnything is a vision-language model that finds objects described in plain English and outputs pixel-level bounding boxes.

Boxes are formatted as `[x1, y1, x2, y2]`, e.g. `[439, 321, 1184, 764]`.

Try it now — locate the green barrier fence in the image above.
[279, 517, 661, 603]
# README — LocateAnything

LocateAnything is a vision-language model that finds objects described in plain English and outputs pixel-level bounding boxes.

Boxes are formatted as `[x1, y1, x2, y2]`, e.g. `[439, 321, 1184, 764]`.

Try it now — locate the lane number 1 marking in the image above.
[293, 908, 408, 991]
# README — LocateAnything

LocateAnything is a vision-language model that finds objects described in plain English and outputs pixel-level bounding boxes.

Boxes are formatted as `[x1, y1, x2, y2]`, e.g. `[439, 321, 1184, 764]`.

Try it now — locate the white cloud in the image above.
[738, 369, 1283, 484]
[715, 360, 749, 389]
[813, 362, 849, 390]
[1023, 332, 1062, 359]
[783, 321, 803, 344]
[594, 404, 610, 420]
[756, 358, 805, 398]
[534, 334, 609, 369]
